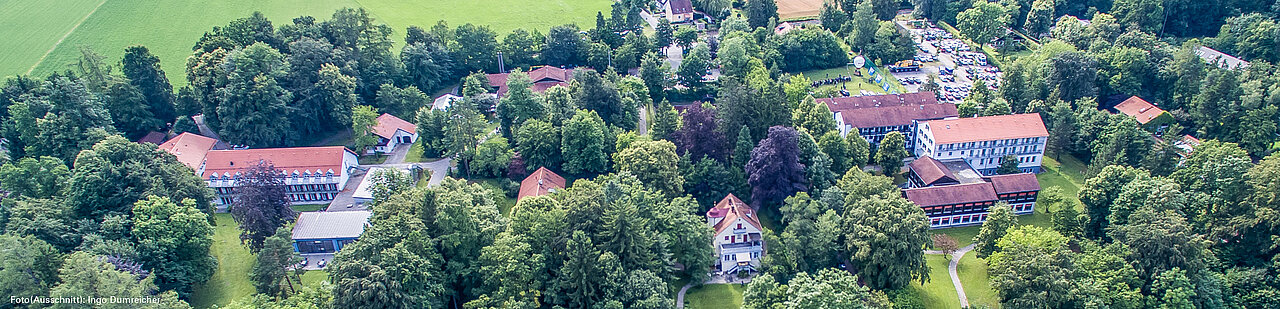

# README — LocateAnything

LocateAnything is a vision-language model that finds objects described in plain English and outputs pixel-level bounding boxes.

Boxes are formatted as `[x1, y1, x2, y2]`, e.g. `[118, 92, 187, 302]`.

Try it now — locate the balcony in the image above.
[721, 241, 762, 250]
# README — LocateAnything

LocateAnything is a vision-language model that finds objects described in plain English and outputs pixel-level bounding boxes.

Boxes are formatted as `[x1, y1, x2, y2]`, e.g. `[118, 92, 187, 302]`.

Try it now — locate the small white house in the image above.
[708, 194, 765, 274]
[368, 113, 418, 155]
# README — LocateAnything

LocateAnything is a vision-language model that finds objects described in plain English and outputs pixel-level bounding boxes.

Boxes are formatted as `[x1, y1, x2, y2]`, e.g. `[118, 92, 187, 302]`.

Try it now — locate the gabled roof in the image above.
[372, 113, 416, 139]
[1195, 46, 1249, 70]
[909, 156, 957, 186]
[986, 173, 1041, 194]
[903, 182, 998, 207]
[708, 194, 763, 235]
[923, 113, 1048, 144]
[668, 0, 693, 14]
[1112, 96, 1167, 125]
[292, 211, 371, 240]
[518, 167, 566, 201]
[201, 146, 354, 179]
[819, 92, 957, 128]
[486, 66, 574, 97]
[158, 132, 220, 171]
[136, 131, 167, 145]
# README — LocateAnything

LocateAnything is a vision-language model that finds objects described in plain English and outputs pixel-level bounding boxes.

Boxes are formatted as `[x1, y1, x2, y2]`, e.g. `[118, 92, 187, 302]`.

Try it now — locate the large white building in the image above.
[819, 92, 958, 151]
[198, 146, 358, 207]
[915, 113, 1048, 175]
[707, 194, 765, 274]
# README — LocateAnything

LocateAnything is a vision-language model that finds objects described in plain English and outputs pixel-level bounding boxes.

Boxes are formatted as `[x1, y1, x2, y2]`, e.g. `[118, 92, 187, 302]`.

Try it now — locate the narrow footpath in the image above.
[924, 243, 977, 308]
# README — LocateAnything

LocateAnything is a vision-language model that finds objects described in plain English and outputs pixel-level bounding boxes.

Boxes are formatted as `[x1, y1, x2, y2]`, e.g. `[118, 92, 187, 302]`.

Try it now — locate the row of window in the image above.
[291, 193, 334, 202]
[213, 183, 339, 195]
[208, 171, 336, 181]
[931, 213, 988, 227]
[938, 137, 1043, 151]
[721, 252, 761, 261]
[722, 233, 757, 243]
[1011, 203, 1034, 213]
[972, 155, 1039, 166]
[923, 201, 995, 216]
[859, 125, 912, 135]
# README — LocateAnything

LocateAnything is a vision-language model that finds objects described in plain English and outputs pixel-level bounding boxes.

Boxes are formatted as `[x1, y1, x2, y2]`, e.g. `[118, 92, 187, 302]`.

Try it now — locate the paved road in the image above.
[384, 143, 410, 164]
[924, 243, 977, 308]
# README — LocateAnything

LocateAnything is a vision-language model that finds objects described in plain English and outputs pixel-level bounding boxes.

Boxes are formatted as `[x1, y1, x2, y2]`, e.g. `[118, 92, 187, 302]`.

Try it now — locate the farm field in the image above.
[3, 0, 613, 84]
[777, 0, 823, 20]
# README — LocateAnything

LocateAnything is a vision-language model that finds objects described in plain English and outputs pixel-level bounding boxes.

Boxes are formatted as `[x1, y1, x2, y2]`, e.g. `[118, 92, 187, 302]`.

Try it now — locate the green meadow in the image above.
[2, 0, 613, 84]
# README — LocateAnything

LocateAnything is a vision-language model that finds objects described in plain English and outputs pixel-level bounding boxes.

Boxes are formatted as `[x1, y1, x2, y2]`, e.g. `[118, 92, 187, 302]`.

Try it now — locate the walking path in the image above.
[675, 283, 692, 309]
[924, 244, 977, 308]
[27, 0, 108, 74]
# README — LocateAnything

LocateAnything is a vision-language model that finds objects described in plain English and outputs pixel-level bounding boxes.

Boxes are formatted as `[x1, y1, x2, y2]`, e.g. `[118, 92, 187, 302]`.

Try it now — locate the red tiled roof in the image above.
[158, 132, 219, 171]
[1112, 96, 1167, 125]
[923, 113, 1048, 145]
[201, 146, 354, 179]
[668, 0, 694, 14]
[372, 113, 416, 139]
[518, 167, 566, 201]
[986, 173, 1040, 194]
[708, 194, 763, 235]
[903, 182, 998, 207]
[487, 66, 573, 97]
[909, 156, 957, 186]
[818, 92, 957, 128]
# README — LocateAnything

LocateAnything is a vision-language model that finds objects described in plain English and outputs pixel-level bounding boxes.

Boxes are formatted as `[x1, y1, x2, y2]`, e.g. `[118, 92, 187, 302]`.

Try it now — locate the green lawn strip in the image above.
[291, 204, 328, 212]
[190, 213, 255, 308]
[908, 254, 961, 309]
[358, 154, 388, 165]
[684, 284, 746, 309]
[404, 141, 435, 163]
[956, 254, 1000, 308]
[471, 178, 517, 216]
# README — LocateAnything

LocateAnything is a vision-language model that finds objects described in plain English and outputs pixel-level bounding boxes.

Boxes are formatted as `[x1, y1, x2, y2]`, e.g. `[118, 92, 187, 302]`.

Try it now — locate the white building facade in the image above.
[202, 146, 359, 207]
[915, 114, 1048, 175]
[707, 194, 764, 274]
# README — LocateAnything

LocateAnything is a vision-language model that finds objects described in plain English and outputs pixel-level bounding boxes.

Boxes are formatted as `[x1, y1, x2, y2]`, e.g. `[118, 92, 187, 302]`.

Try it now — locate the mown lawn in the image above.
[291, 204, 327, 212]
[11, 0, 613, 83]
[358, 154, 388, 165]
[957, 254, 1000, 308]
[908, 255, 960, 309]
[685, 284, 747, 309]
[300, 270, 329, 288]
[190, 213, 255, 309]
[404, 141, 435, 163]
[796, 65, 909, 96]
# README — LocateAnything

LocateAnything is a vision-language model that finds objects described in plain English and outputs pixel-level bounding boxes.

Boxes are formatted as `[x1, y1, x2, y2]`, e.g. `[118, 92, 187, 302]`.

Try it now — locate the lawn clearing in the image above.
[957, 254, 1000, 308]
[908, 254, 960, 309]
[404, 141, 437, 163]
[931, 225, 981, 248]
[797, 65, 909, 96]
[190, 213, 255, 309]
[291, 204, 328, 212]
[684, 284, 746, 309]
[8, 0, 613, 84]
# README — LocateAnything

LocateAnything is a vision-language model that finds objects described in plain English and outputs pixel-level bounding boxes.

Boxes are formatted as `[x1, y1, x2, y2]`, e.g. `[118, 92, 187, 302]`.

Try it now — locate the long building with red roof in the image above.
[158, 139, 360, 207]
[486, 66, 573, 98]
[904, 156, 1041, 228]
[915, 113, 1047, 175]
[817, 92, 957, 152]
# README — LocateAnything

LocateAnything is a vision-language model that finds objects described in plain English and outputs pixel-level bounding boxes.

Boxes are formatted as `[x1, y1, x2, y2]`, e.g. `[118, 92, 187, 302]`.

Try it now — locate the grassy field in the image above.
[908, 255, 960, 309]
[957, 254, 1000, 308]
[797, 65, 909, 96]
[684, 284, 747, 309]
[291, 204, 328, 212]
[4, 0, 613, 83]
[190, 213, 255, 308]
[300, 270, 329, 288]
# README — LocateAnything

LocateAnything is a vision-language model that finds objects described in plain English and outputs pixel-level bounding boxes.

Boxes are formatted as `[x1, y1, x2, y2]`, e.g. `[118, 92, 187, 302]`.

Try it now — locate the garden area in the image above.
[684, 284, 747, 309]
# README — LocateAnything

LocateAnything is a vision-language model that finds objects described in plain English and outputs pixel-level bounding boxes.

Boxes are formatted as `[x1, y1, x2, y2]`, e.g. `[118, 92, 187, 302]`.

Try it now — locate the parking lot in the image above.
[892, 21, 1002, 103]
